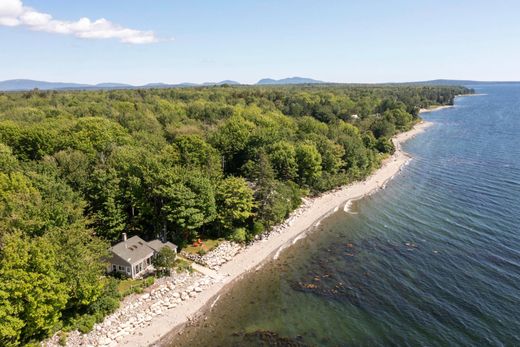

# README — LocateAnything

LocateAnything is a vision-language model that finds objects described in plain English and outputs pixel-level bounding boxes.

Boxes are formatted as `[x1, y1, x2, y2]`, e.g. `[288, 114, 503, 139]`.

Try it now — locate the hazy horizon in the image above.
[2, 77, 520, 87]
[1, 0, 519, 84]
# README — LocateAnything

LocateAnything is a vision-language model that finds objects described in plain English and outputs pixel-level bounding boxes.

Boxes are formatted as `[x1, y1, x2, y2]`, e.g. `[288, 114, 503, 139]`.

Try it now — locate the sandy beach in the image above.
[419, 105, 454, 113]
[107, 119, 433, 347]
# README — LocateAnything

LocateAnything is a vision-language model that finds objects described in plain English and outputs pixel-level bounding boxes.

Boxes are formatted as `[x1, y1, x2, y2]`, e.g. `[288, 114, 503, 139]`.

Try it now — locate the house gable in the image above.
[108, 252, 132, 267]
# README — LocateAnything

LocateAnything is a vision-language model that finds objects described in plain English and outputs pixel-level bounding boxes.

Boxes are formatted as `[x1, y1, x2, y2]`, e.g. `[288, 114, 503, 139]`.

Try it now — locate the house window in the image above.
[118, 265, 124, 271]
[126, 267, 130, 273]
[112, 264, 116, 271]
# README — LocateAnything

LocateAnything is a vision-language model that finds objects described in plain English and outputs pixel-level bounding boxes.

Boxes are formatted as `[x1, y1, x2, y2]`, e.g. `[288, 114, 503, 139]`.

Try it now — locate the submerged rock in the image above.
[240, 330, 310, 347]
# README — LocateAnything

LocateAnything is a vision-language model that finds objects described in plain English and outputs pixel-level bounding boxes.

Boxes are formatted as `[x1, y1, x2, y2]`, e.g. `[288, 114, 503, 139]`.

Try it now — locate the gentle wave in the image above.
[174, 84, 520, 347]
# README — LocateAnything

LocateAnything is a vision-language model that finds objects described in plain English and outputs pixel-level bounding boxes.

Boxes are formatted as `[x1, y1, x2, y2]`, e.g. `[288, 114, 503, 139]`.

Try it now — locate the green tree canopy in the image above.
[295, 142, 322, 186]
[152, 247, 177, 276]
[268, 141, 298, 181]
[215, 176, 255, 237]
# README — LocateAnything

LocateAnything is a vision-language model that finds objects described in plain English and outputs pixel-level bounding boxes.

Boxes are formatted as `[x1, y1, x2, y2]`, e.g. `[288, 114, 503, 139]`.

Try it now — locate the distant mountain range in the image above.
[256, 77, 324, 85]
[0, 78, 518, 91]
[0, 79, 241, 91]
[0, 77, 324, 91]
[0, 79, 91, 91]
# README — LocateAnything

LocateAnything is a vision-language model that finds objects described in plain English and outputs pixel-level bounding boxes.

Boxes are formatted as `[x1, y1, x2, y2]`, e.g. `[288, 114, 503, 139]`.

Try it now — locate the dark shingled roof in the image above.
[110, 236, 154, 265]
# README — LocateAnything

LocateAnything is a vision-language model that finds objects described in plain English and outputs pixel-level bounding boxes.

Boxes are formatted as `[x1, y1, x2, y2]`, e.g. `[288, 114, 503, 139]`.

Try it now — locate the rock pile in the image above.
[181, 241, 243, 270]
[44, 272, 214, 347]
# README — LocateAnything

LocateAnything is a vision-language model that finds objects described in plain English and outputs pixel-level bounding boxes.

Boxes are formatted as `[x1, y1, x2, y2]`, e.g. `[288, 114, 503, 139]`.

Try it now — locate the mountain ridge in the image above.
[0, 79, 242, 91]
[1, 78, 519, 91]
[256, 76, 324, 85]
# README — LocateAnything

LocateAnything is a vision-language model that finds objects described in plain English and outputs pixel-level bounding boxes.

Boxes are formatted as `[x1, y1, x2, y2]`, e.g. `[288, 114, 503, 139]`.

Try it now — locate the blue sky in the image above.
[1, 0, 519, 84]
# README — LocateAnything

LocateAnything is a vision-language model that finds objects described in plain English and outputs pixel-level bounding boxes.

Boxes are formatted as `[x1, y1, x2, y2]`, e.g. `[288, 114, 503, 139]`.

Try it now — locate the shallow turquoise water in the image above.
[173, 85, 520, 346]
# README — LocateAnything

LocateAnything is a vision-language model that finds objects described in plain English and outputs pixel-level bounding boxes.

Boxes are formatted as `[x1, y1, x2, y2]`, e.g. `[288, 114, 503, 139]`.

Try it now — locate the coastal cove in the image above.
[168, 85, 520, 346]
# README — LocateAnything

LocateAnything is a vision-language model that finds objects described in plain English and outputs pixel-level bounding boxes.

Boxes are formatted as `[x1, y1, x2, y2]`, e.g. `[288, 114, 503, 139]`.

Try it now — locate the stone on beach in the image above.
[42, 123, 429, 347]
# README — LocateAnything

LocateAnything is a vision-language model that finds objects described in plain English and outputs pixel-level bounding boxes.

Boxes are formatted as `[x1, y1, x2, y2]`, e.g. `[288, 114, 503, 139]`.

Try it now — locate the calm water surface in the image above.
[173, 85, 520, 347]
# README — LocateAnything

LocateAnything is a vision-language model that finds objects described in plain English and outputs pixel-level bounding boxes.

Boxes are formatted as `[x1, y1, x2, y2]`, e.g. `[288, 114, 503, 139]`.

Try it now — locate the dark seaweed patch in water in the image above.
[231, 330, 311, 347]
[289, 241, 365, 304]
[290, 276, 357, 303]
[289, 238, 422, 305]
[172, 88, 520, 347]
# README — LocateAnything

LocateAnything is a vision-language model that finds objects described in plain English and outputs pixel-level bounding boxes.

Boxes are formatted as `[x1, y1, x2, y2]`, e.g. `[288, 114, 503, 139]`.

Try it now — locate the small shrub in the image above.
[230, 227, 247, 243]
[376, 137, 395, 154]
[58, 331, 68, 346]
[144, 276, 155, 287]
[252, 221, 265, 235]
[174, 258, 193, 273]
[110, 270, 130, 280]
[88, 278, 121, 318]
[121, 285, 140, 297]
[70, 314, 96, 334]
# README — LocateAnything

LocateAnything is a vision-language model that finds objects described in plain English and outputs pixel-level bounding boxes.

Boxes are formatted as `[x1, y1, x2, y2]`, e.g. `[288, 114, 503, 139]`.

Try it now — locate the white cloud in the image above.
[0, 0, 160, 44]
[0, 0, 23, 26]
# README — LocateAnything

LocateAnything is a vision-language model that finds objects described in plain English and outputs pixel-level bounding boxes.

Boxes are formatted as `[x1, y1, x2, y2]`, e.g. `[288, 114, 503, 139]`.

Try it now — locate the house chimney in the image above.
[122, 233, 127, 242]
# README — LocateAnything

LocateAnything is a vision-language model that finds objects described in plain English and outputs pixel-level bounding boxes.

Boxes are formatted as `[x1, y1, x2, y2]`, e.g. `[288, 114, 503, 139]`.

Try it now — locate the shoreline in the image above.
[134, 120, 435, 347]
[54, 116, 436, 347]
[419, 104, 454, 113]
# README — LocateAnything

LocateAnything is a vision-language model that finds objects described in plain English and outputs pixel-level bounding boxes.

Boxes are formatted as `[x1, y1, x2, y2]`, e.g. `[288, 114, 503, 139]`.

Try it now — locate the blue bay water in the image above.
[173, 84, 520, 347]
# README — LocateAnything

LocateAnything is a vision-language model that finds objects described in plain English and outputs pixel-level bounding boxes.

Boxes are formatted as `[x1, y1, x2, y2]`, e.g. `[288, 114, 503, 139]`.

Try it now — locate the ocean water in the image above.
[173, 85, 520, 347]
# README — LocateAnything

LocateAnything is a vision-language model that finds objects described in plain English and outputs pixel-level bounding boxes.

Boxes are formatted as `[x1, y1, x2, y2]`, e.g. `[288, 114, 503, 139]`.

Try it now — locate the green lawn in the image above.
[182, 238, 223, 255]
[173, 258, 194, 273]
[117, 277, 155, 296]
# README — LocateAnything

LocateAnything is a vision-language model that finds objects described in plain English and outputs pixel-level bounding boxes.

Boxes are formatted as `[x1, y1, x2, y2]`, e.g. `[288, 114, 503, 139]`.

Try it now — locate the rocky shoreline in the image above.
[181, 241, 243, 270]
[180, 197, 315, 270]
[44, 122, 433, 347]
[44, 272, 216, 347]
[43, 197, 318, 347]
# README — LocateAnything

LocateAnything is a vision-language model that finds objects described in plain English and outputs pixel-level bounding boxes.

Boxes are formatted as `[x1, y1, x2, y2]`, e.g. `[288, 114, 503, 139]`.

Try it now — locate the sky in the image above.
[1, 0, 519, 85]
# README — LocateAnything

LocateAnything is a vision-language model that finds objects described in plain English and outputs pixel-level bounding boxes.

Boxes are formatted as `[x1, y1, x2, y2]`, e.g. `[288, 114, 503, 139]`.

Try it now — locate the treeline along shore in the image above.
[153, 118, 436, 347]
[0, 84, 471, 345]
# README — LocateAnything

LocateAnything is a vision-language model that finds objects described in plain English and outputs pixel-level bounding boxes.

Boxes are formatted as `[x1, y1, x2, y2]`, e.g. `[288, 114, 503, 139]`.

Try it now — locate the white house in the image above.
[107, 233, 177, 279]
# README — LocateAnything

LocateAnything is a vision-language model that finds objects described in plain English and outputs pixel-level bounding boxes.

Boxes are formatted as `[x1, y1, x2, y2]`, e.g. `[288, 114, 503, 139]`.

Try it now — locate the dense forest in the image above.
[0, 84, 471, 345]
